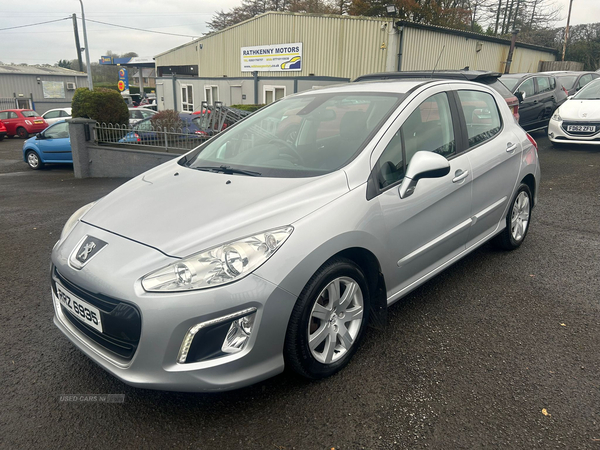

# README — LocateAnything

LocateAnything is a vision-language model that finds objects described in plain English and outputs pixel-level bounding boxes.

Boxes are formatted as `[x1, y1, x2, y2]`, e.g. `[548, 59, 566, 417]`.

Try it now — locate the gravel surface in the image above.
[1, 132, 599, 449]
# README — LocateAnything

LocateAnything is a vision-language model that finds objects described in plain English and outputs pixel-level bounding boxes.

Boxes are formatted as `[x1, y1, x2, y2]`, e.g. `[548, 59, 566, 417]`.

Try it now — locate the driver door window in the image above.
[375, 92, 455, 190]
[44, 122, 69, 139]
[519, 79, 535, 97]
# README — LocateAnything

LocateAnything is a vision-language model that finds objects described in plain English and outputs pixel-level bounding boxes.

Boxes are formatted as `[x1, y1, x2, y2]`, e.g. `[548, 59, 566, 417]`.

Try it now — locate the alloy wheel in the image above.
[510, 191, 530, 242]
[307, 276, 364, 364]
[27, 152, 39, 169]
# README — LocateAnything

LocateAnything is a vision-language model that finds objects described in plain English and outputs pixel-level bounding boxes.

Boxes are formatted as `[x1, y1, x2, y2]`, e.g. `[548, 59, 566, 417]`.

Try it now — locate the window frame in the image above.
[367, 88, 465, 199]
[204, 85, 219, 104]
[535, 76, 552, 94]
[263, 85, 287, 104]
[181, 84, 194, 112]
[516, 77, 536, 98]
[452, 89, 504, 153]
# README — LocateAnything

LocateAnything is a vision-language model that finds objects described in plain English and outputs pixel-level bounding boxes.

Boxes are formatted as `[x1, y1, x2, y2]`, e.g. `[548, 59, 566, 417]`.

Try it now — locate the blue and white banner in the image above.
[241, 43, 302, 72]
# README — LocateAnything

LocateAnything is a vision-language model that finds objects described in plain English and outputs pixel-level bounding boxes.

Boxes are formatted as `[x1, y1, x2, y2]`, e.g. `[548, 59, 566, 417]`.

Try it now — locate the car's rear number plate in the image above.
[56, 282, 103, 332]
[567, 125, 596, 132]
[34, 120, 44, 124]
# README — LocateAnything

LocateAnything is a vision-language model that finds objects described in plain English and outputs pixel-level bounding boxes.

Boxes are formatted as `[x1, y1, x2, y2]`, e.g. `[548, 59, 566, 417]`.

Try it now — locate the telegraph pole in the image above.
[562, 0, 574, 61]
[72, 14, 84, 72]
[78, 0, 93, 90]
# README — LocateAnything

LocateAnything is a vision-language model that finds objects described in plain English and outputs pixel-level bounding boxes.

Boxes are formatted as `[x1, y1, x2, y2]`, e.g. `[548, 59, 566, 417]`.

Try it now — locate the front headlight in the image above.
[59, 202, 96, 242]
[141, 226, 293, 292]
[551, 110, 562, 121]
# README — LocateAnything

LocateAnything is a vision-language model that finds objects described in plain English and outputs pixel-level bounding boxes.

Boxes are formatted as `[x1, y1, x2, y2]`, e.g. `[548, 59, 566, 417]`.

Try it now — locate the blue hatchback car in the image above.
[23, 121, 72, 170]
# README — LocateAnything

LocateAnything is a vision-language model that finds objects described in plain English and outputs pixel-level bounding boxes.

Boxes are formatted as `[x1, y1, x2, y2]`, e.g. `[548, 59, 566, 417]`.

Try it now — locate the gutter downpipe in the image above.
[396, 23, 404, 72]
[172, 73, 177, 112]
[253, 71, 259, 104]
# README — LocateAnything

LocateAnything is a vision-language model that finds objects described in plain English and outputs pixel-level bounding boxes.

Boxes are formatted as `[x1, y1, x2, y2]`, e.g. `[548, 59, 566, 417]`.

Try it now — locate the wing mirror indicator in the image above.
[398, 151, 451, 199]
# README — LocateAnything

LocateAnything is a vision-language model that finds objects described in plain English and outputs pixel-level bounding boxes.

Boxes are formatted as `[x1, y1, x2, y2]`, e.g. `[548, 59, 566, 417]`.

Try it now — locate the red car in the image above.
[0, 109, 48, 138]
[0, 120, 6, 141]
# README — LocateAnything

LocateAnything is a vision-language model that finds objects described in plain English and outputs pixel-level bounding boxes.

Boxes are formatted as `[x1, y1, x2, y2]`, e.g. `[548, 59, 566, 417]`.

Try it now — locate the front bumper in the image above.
[51, 222, 297, 392]
[548, 119, 600, 145]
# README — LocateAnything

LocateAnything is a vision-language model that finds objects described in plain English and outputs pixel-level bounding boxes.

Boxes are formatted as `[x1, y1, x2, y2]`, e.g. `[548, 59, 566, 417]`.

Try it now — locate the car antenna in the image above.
[431, 45, 446, 78]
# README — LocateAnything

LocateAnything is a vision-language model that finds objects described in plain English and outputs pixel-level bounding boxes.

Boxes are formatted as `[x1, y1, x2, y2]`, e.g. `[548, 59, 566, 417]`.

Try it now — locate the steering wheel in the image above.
[269, 137, 304, 165]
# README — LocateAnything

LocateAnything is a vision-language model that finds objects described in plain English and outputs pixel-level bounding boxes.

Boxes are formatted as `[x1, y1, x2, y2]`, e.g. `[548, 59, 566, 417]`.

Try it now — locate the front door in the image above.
[517, 78, 544, 130]
[372, 89, 473, 300]
[36, 122, 71, 161]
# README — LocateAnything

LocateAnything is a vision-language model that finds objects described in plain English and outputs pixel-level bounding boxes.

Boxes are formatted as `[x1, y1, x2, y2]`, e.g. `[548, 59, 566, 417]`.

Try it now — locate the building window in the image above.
[263, 86, 286, 104]
[181, 85, 194, 112]
[143, 77, 149, 84]
[204, 85, 219, 104]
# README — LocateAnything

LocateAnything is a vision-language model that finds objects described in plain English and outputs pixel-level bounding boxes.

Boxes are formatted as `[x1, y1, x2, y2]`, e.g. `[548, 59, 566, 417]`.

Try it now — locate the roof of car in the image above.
[295, 79, 434, 96]
[354, 70, 502, 82]
[0, 109, 35, 113]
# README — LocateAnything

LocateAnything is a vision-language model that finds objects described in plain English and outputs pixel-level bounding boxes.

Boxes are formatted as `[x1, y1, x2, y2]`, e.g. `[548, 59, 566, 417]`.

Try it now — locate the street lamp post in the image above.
[78, 0, 93, 90]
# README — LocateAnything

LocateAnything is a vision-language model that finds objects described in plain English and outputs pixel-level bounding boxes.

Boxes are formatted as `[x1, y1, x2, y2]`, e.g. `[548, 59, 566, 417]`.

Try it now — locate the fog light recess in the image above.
[177, 307, 257, 364]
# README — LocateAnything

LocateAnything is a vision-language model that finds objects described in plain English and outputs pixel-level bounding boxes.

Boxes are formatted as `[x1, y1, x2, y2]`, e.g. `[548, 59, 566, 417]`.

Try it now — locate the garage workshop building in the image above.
[154, 11, 557, 110]
[0, 65, 88, 114]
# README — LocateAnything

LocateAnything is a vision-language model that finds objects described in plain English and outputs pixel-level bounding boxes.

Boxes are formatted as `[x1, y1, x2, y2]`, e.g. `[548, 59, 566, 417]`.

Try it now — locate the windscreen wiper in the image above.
[193, 165, 262, 176]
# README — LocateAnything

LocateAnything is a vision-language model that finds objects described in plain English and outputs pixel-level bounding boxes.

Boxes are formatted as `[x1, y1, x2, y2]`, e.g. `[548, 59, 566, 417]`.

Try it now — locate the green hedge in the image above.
[230, 104, 265, 112]
[71, 87, 129, 126]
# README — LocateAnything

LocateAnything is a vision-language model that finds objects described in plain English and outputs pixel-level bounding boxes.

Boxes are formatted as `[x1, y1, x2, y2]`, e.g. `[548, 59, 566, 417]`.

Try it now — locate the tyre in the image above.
[493, 183, 532, 250]
[17, 127, 29, 139]
[284, 257, 370, 379]
[0, 135, 4, 141]
[26, 150, 43, 170]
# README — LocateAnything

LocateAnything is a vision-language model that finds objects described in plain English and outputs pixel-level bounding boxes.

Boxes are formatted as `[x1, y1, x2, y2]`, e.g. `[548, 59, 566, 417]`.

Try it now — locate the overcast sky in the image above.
[1, 0, 598, 66]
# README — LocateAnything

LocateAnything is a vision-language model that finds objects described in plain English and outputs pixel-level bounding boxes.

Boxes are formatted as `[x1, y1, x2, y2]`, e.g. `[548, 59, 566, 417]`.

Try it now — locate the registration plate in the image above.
[56, 282, 103, 332]
[567, 125, 596, 132]
[34, 120, 44, 124]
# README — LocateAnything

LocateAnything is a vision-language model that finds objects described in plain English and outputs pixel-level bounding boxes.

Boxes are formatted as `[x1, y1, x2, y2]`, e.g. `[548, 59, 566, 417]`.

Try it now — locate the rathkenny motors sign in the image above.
[241, 43, 302, 72]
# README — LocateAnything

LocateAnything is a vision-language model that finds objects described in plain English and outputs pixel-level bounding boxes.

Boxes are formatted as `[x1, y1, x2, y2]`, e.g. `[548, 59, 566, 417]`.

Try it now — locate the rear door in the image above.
[516, 78, 541, 129]
[36, 122, 71, 161]
[371, 86, 473, 298]
[453, 87, 521, 248]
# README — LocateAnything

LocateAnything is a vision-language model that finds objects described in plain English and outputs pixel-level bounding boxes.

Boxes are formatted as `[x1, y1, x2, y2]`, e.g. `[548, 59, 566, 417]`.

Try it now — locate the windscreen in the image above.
[182, 93, 402, 177]
[573, 79, 600, 100]
[499, 77, 519, 91]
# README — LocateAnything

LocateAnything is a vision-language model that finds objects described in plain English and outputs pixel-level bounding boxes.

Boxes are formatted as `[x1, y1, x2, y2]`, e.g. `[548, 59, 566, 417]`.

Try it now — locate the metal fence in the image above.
[94, 103, 252, 152]
[95, 122, 208, 152]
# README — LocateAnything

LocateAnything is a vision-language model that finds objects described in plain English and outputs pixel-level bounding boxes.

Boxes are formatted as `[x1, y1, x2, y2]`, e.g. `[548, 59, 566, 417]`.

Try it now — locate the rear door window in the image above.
[536, 77, 551, 94]
[457, 90, 502, 148]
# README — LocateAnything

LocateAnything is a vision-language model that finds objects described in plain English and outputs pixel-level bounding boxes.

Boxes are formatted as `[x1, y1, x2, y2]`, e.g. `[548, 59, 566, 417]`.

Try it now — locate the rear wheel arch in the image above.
[521, 173, 536, 207]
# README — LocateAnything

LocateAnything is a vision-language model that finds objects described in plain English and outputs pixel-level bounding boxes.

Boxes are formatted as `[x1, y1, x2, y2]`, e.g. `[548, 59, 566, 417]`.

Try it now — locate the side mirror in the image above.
[515, 91, 526, 102]
[398, 151, 450, 199]
[36, 133, 44, 139]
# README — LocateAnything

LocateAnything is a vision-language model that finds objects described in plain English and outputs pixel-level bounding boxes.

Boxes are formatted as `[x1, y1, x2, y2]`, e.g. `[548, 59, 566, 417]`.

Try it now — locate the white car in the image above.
[128, 107, 157, 125]
[548, 78, 600, 146]
[42, 108, 72, 126]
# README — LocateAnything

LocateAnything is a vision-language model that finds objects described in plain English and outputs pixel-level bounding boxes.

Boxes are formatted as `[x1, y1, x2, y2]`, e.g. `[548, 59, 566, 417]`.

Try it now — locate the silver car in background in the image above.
[51, 79, 540, 391]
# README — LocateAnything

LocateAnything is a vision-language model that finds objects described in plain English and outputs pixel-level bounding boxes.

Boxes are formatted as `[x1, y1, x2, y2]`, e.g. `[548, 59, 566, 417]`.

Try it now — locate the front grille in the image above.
[52, 266, 142, 361]
[561, 121, 600, 137]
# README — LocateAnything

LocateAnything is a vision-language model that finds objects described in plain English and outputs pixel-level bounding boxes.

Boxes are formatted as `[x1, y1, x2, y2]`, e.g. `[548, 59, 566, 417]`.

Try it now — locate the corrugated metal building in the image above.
[154, 12, 557, 110]
[0, 65, 88, 114]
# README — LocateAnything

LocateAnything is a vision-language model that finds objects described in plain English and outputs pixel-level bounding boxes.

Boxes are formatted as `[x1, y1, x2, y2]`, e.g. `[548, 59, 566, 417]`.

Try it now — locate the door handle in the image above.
[452, 169, 469, 183]
[506, 142, 518, 153]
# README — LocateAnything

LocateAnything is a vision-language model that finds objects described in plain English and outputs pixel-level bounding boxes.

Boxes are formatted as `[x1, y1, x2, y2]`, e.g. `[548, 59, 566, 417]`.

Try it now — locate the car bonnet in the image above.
[81, 160, 350, 258]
